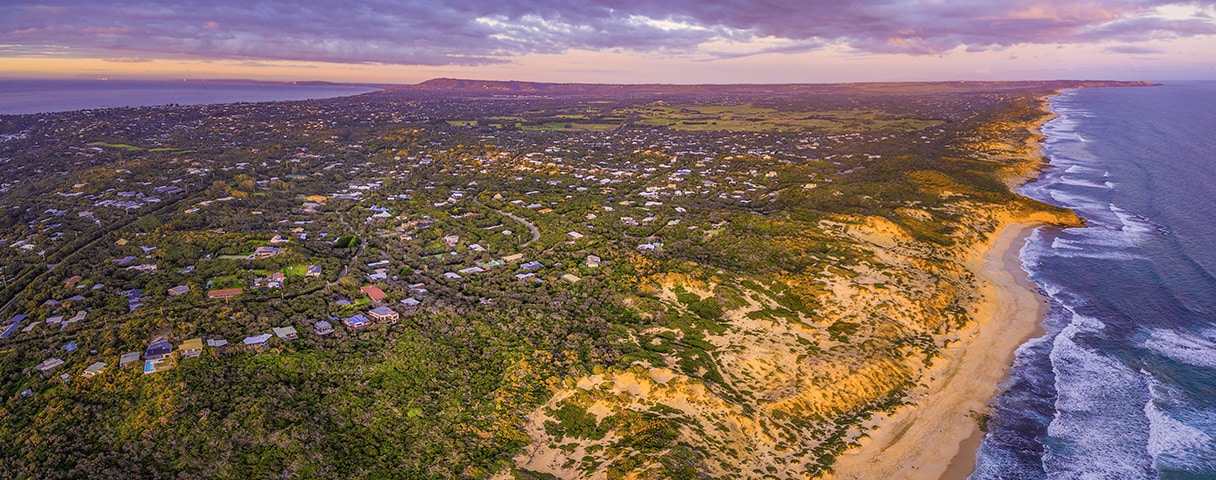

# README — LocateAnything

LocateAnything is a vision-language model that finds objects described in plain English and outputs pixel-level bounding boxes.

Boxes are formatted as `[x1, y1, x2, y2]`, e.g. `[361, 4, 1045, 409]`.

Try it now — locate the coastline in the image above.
[827, 93, 1068, 480]
[827, 220, 1049, 480]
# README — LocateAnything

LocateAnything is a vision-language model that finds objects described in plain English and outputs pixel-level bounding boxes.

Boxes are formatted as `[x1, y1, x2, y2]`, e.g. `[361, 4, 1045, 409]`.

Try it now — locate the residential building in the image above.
[314, 320, 334, 336]
[144, 339, 174, 374]
[272, 326, 298, 341]
[367, 306, 399, 324]
[35, 358, 65, 373]
[82, 362, 107, 378]
[179, 338, 204, 358]
[360, 285, 388, 303]
[119, 352, 140, 368]
[207, 288, 242, 299]
[167, 285, 190, 296]
[342, 314, 371, 330]
[250, 246, 281, 259]
[243, 333, 273, 349]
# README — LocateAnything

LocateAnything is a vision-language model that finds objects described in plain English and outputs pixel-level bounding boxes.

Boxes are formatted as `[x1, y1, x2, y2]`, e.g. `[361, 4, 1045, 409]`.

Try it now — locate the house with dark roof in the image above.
[144, 339, 174, 374]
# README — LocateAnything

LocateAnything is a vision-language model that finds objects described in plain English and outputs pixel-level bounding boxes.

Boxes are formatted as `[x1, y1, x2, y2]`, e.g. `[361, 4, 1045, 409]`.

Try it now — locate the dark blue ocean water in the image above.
[0, 79, 378, 115]
[973, 82, 1216, 479]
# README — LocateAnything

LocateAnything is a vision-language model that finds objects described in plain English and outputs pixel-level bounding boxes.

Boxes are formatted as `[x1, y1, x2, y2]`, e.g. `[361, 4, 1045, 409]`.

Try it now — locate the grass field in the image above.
[626, 104, 942, 133]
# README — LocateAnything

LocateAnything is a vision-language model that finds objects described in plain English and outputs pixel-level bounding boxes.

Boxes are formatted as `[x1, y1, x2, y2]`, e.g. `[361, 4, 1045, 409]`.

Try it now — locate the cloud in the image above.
[0, 0, 1212, 66]
[102, 56, 151, 63]
[1104, 45, 1166, 54]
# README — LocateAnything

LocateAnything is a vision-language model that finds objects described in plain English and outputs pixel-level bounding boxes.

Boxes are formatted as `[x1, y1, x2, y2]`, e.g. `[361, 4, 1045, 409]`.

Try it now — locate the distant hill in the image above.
[402, 77, 1158, 96]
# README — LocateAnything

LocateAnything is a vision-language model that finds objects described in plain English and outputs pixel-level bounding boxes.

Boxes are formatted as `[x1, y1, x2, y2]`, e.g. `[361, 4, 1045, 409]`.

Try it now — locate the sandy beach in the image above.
[827, 220, 1049, 480]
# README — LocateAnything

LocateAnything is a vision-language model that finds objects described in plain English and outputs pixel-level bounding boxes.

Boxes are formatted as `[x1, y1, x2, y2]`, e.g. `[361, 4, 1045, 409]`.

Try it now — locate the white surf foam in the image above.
[1144, 328, 1216, 369]
[1044, 316, 1154, 479]
[1145, 378, 1216, 474]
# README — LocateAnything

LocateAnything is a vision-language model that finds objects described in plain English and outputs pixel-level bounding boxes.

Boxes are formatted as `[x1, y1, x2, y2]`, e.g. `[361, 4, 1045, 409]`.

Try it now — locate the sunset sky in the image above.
[2, 1, 1213, 84]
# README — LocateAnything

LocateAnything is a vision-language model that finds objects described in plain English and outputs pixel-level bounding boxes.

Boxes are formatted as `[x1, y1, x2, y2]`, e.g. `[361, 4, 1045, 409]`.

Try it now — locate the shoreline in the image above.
[827, 221, 1050, 480]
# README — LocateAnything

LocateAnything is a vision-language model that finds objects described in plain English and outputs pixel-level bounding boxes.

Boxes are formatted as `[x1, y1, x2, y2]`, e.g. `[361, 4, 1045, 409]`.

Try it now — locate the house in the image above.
[1, 324, 20, 339]
[35, 358, 65, 373]
[207, 288, 242, 299]
[458, 266, 486, 275]
[144, 339, 174, 374]
[64, 275, 83, 288]
[342, 314, 371, 330]
[250, 246, 281, 259]
[560, 274, 582, 284]
[567, 231, 584, 240]
[179, 338, 204, 358]
[206, 338, 229, 348]
[314, 320, 334, 336]
[585, 255, 602, 268]
[521, 261, 544, 270]
[269, 235, 290, 244]
[306, 265, 322, 277]
[119, 352, 140, 368]
[242, 333, 273, 349]
[502, 253, 525, 263]
[400, 297, 421, 308]
[82, 362, 107, 378]
[167, 285, 190, 296]
[443, 272, 462, 280]
[360, 285, 388, 303]
[443, 234, 460, 247]
[61, 310, 87, 328]
[145, 339, 172, 362]
[367, 306, 399, 324]
[272, 326, 298, 341]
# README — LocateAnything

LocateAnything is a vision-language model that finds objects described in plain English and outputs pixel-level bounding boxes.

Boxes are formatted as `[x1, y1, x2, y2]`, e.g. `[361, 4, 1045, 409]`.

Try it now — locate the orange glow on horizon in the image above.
[2, 36, 1213, 85]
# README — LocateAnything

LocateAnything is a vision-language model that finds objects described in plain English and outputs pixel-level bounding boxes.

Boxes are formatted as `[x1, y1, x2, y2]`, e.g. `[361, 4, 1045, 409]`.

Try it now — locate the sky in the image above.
[1, 1, 1214, 84]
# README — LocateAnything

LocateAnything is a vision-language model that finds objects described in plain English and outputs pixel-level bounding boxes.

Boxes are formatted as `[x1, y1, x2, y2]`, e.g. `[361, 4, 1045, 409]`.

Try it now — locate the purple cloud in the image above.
[1104, 45, 1166, 53]
[0, 0, 1212, 65]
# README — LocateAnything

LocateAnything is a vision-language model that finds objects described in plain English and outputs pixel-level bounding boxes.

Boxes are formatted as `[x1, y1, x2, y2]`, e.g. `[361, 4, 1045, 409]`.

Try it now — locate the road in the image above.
[473, 196, 540, 248]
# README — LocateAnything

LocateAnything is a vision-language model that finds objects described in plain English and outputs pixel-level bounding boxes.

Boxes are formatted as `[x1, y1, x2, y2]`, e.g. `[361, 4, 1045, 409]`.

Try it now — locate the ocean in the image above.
[0, 79, 379, 115]
[973, 81, 1216, 479]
